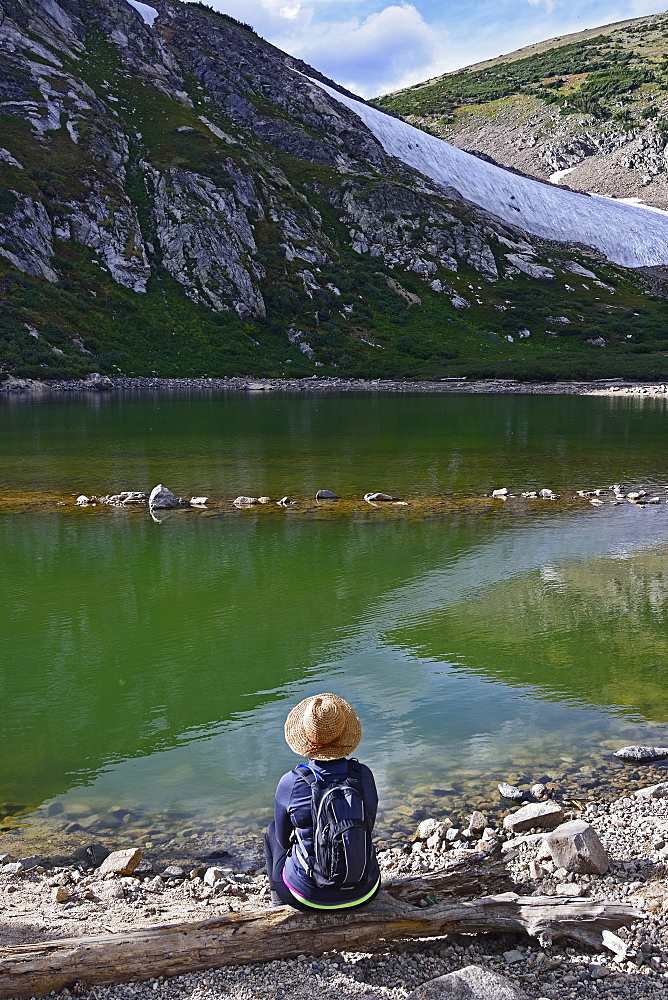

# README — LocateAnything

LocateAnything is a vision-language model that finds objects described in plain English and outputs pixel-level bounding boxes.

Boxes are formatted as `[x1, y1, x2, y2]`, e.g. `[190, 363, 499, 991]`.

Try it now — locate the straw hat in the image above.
[284, 693, 362, 760]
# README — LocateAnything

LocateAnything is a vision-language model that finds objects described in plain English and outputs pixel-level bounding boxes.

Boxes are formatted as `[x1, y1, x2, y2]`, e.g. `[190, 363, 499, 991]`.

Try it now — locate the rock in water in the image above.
[149, 484, 180, 509]
[405, 965, 530, 999]
[544, 820, 610, 875]
[503, 800, 565, 834]
[233, 496, 259, 505]
[190, 496, 208, 506]
[614, 745, 668, 763]
[498, 782, 526, 802]
[316, 490, 339, 500]
[364, 492, 395, 501]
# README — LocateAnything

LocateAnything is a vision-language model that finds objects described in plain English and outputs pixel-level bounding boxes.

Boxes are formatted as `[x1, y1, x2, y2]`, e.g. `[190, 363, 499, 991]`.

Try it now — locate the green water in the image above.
[2, 391, 668, 854]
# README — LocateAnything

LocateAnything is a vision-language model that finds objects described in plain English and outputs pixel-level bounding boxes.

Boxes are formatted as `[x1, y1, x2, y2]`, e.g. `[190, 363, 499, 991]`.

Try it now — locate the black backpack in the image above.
[296, 759, 373, 889]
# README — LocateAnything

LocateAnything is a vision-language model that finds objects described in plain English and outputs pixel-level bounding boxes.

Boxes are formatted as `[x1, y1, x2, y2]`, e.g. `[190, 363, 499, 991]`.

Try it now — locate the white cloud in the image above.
[195, 1, 447, 96]
[290, 5, 447, 96]
[191, 0, 668, 97]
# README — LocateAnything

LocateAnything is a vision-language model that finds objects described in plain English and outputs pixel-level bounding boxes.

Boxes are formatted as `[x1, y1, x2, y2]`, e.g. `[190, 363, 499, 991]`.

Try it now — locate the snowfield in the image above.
[312, 80, 668, 269]
[126, 0, 158, 25]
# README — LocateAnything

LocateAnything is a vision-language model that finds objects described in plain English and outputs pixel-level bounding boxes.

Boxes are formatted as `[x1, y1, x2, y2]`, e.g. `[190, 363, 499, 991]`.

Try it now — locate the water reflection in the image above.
[2, 392, 668, 845]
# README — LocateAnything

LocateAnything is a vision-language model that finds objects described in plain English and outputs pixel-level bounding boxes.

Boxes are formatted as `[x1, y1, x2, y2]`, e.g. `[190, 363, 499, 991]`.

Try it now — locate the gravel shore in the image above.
[2, 374, 668, 397]
[3, 780, 668, 1000]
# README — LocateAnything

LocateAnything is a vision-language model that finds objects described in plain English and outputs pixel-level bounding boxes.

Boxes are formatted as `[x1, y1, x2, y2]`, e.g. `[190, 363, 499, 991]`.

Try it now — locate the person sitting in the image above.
[264, 692, 380, 910]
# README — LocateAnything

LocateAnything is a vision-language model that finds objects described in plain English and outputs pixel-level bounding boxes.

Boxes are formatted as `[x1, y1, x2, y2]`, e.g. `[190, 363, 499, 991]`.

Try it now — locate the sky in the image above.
[195, 0, 668, 98]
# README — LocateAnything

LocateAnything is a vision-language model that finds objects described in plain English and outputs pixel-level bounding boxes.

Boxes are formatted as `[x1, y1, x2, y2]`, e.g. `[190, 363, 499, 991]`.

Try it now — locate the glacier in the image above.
[312, 79, 668, 269]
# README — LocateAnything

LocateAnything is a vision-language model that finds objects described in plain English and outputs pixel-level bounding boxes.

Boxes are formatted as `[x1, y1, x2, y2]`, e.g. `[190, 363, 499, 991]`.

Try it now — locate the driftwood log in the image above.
[0, 849, 642, 999]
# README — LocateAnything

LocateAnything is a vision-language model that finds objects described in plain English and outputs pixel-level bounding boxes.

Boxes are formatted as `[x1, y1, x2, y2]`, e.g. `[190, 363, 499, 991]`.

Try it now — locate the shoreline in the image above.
[2, 770, 668, 999]
[2, 374, 668, 396]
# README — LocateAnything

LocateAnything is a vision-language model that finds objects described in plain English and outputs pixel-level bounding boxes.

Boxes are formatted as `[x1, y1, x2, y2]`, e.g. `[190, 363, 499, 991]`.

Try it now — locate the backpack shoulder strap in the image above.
[347, 758, 362, 780]
[293, 763, 319, 785]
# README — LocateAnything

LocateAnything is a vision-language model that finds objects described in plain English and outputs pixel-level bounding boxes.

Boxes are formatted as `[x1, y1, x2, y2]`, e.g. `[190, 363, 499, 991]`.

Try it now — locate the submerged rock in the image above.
[614, 745, 668, 763]
[316, 490, 338, 500]
[364, 492, 395, 501]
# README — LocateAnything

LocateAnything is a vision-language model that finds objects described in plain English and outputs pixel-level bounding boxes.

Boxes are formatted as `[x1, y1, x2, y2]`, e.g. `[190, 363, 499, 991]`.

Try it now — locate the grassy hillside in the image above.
[376, 10, 668, 126]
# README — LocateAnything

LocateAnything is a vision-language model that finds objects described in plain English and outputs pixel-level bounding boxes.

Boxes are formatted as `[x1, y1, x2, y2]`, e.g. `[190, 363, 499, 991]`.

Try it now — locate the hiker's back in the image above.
[279, 757, 380, 906]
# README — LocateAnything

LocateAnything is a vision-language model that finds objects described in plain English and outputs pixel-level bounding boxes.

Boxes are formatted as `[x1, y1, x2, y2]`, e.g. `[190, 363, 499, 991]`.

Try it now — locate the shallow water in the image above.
[2, 391, 668, 860]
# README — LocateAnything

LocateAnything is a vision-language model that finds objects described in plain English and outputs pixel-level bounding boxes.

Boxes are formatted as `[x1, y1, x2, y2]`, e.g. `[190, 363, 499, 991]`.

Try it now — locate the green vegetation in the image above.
[376, 38, 614, 117]
[376, 12, 668, 124]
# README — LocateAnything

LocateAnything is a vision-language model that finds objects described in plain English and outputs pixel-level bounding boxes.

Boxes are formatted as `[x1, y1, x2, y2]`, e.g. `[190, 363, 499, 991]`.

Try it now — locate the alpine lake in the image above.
[3, 388, 668, 869]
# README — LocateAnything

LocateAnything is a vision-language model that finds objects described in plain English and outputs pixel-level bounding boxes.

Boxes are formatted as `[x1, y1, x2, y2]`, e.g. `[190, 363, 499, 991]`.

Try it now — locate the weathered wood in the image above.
[383, 846, 511, 902]
[0, 892, 641, 999]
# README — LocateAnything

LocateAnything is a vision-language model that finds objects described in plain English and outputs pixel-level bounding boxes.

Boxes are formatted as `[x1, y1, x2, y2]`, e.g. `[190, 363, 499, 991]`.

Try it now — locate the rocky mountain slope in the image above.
[2, 0, 668, 382]
[377, 10, 668, 211]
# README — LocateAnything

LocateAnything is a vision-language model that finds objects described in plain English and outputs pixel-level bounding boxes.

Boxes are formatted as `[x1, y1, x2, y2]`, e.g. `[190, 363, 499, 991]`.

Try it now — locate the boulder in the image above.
[614, 745, 668, 763]
[277, 496, 294, 506]
[97, 847, 142, 876]
[233, 496, 259, 505]
[17, 856, 42, 870]
[161, 865, 186, 879]
[190, 496, 208, 506]
[415, 817, 451, 840]
[405, 965, 530, 1000]
[635, 782, 668, 799]
[364, 492, 395, 501]
[492, 488, 508, 498]
[467, 810, 487, 837]
[544, 820, 610, 875]
[203, 866, 227, 886]
[530, 783, 551, 801]
[315, 490, 338, 500]
[149, 485, 180, 509]
[75, 495, 90, 505]
[503, 800, 565, 834]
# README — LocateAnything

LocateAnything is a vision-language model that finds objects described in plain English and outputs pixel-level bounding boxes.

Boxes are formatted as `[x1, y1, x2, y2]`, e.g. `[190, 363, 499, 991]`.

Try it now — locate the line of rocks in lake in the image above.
[73, 485, 405, 509]
[5, 374, 668, 396]
[70, 481, 668, 514]
[3, 761, 668, 1000]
